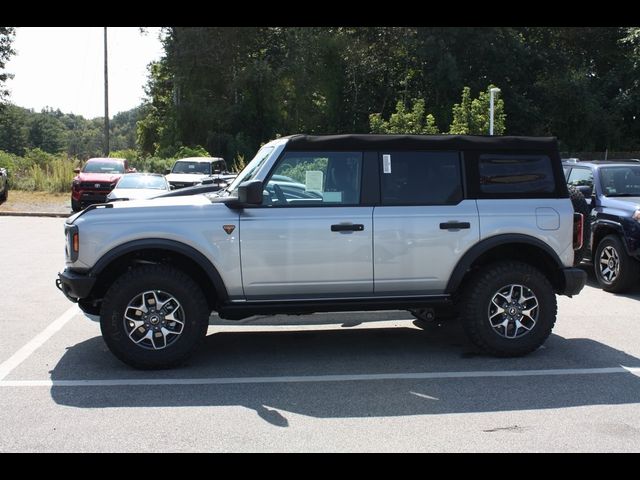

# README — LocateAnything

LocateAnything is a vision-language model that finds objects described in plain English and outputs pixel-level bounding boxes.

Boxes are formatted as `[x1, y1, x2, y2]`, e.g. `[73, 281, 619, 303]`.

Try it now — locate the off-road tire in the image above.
[71, 199, 81, 212]
[459, 261, 557, 357]
[100, 264, 210, 369]
[568, 185, 590, 266]
[594, 235, 640, 293]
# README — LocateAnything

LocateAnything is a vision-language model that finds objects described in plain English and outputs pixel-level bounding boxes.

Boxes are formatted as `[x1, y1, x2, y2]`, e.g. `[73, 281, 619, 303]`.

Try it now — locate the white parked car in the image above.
[164, 157, 236, 190]
[106, 173, 171, 202]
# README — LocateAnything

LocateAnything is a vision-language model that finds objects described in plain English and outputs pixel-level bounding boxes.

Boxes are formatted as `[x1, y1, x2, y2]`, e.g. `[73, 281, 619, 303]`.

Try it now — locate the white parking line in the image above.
[1, 366, 639, 387]
[0, 305, 79, 381]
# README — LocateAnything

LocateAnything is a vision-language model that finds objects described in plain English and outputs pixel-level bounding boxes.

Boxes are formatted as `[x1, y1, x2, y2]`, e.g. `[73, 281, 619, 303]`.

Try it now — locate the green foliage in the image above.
[130, 156, 174, 174]
[278, 157, 329, 184]
[174, 145, 210, 158]
[370, 99, 439, 134]
[449, 85, 506, 135]
[109, 149, 137, 162]
[4, 149, 77, 193]
[0, 27, 15, 102]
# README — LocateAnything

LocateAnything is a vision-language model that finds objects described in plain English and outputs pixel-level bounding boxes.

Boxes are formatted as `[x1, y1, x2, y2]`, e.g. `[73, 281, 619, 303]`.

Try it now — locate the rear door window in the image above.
[380, 151, 462, 205]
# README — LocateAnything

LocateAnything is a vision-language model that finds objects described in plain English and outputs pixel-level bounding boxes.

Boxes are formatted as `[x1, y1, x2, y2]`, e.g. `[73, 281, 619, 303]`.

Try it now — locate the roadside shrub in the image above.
[174, 145, 210, 158]
[109, 149, 138, 162]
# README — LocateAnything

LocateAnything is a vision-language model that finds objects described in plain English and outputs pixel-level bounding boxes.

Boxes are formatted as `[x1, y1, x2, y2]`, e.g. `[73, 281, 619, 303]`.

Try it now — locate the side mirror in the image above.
[165, 168, 171, 175]
[74, 168, 81, 174]
[238, 180, 263, 205]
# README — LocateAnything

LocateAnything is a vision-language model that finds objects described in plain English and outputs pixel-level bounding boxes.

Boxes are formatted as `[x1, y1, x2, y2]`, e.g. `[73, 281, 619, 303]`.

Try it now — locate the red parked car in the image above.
[71, 158, 134, 212]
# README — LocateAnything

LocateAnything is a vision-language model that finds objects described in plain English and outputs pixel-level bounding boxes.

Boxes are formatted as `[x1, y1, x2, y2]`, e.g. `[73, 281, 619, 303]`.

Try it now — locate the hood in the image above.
[75, 172, 123, 183]
[113, 193, 213, 208]
[107, 188, 167, 201]
[602, 196, 640, 213]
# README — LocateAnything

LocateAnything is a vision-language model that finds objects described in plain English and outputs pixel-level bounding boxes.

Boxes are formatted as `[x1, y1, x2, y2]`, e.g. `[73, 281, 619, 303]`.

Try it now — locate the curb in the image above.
[0, 211, 70, 218]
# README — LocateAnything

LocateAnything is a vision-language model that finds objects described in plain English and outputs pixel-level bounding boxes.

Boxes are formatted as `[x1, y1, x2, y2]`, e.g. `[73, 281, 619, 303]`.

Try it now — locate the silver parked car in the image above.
[106, 173, 171, 202]
[57, 134, 587, 369]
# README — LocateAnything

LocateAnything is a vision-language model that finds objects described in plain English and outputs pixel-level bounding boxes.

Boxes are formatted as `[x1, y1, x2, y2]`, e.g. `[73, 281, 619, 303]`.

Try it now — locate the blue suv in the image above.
[563, 159, 640, 292]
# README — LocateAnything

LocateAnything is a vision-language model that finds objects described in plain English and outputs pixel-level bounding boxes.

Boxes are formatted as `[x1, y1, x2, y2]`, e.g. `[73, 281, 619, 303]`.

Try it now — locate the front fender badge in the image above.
[223, 224, 236, 235]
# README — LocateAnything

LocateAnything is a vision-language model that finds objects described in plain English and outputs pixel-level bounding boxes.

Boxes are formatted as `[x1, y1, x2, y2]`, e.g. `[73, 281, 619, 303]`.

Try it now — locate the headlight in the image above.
[72, 180, 80, 187]
[633, 210, 640, 222]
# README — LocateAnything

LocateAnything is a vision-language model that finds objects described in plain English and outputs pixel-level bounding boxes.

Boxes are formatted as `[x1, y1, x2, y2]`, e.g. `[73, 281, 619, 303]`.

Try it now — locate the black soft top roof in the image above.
[285, 134, 558, 152]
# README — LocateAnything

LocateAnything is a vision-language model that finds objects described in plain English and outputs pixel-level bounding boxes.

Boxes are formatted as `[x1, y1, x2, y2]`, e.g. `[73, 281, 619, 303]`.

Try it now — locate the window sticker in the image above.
[323, 191, 342, 202]
[305, 170, 324, 192]
[383, 154, 392, 174]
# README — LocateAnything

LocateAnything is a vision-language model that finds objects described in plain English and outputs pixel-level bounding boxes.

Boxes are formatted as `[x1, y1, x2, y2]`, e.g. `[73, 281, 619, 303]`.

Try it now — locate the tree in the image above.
[0, 27, 16, 104]
[27, 110, 66, 154]
[449, 85, 506, 135]
[0, 103, 27, 154]
[370, 99, 439, 134]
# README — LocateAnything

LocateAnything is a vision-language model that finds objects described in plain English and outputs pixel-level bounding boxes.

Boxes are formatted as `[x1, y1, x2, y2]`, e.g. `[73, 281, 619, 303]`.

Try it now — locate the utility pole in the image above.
[104, 27, 110, 156]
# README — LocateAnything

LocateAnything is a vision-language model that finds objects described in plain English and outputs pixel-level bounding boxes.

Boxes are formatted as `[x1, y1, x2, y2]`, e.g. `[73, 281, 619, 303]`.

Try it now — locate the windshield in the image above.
[116, 175, 168, 190]
[225, 146, 275, 195]
[83, 160, 125, 174]
[600, 166, 640, 197]
[172, 161, 211, 175]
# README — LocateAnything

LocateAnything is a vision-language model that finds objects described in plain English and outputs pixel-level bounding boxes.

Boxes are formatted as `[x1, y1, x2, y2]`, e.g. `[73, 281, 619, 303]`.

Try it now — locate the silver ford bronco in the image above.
[57, 134, 587, 369]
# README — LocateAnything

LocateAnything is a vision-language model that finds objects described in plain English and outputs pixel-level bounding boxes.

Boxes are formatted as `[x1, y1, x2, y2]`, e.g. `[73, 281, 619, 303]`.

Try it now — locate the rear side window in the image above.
[479, 154, 555, 195]
[380, 151, 462, 205]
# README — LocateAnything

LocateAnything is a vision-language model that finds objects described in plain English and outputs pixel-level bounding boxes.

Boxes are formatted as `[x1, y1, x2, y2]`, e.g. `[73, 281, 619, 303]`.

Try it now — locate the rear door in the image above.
[373, 151, 480, 295]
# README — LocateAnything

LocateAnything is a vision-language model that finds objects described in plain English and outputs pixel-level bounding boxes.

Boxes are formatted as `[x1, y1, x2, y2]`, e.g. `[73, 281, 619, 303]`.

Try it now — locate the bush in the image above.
[174, 145, 210, 158]
[109, 149, 138, 162]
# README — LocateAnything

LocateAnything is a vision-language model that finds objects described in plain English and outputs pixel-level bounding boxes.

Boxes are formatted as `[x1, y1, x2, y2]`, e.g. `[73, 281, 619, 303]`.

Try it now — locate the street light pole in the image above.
[489, 87, 501, 135]
[104, 27, 110, 156]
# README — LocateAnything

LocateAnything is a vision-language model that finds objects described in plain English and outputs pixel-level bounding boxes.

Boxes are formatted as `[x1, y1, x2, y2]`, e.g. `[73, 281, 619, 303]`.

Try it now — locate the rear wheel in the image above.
[459, 261, 557, 357]
[594, 235, 640, 293]
[100, 264, 210, 369]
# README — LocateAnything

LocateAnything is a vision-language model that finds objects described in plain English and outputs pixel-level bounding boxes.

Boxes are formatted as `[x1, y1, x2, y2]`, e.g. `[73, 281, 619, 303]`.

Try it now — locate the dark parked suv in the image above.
[563, 159, 640, 292]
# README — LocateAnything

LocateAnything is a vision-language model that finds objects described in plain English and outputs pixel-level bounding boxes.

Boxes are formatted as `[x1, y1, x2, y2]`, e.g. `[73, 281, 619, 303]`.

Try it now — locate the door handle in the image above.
[331, 224, 365, 232]
[439, 221, 470, 230]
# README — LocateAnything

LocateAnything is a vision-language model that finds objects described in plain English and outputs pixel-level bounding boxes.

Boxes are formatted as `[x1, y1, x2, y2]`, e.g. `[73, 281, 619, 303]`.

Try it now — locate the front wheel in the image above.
[459, 261, 557, 357]
[594, 235, 640, 293]
[100, 264, 210, 369]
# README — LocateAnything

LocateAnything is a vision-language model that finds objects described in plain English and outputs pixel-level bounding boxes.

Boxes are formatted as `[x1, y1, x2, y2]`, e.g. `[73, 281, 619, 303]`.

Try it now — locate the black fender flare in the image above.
[445, 234, 564, 294]
[591, 217, 632, 255]
[91, 238, 229, 302]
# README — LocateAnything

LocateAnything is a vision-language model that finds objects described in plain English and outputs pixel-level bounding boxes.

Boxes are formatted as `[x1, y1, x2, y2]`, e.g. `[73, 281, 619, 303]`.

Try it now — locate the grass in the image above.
[0, 190, 70, 213]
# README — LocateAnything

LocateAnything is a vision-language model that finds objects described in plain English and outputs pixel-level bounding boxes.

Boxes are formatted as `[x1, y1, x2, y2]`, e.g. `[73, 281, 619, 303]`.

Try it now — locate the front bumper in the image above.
[560, 267, 587, 297]
[56, 269, 96, 302]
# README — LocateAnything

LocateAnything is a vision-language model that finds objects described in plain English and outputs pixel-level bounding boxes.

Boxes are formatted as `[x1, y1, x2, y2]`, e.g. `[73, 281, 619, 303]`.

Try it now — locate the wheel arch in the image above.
[591, 220, 626, 259]
[446, 234, 565, 294]
[90, 239, 228, 311]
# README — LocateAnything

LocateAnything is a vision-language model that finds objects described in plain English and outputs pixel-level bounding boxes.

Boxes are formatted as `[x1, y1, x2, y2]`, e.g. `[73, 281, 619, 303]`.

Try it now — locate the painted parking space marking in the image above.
[1, 366, 639, 388]
[0, 305, 80, 381]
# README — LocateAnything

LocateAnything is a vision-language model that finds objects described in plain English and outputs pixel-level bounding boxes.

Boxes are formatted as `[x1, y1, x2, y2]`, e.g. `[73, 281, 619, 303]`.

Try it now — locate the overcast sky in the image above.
[5, 27, 164, 119]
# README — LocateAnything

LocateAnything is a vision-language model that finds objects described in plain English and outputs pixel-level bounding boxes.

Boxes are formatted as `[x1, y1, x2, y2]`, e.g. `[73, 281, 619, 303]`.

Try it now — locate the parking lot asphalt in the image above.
[1, 216, 640, 452]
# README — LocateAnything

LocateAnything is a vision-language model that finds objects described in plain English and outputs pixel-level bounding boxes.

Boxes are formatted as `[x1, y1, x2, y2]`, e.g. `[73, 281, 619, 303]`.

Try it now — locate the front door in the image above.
[240, 151, 373, 299]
